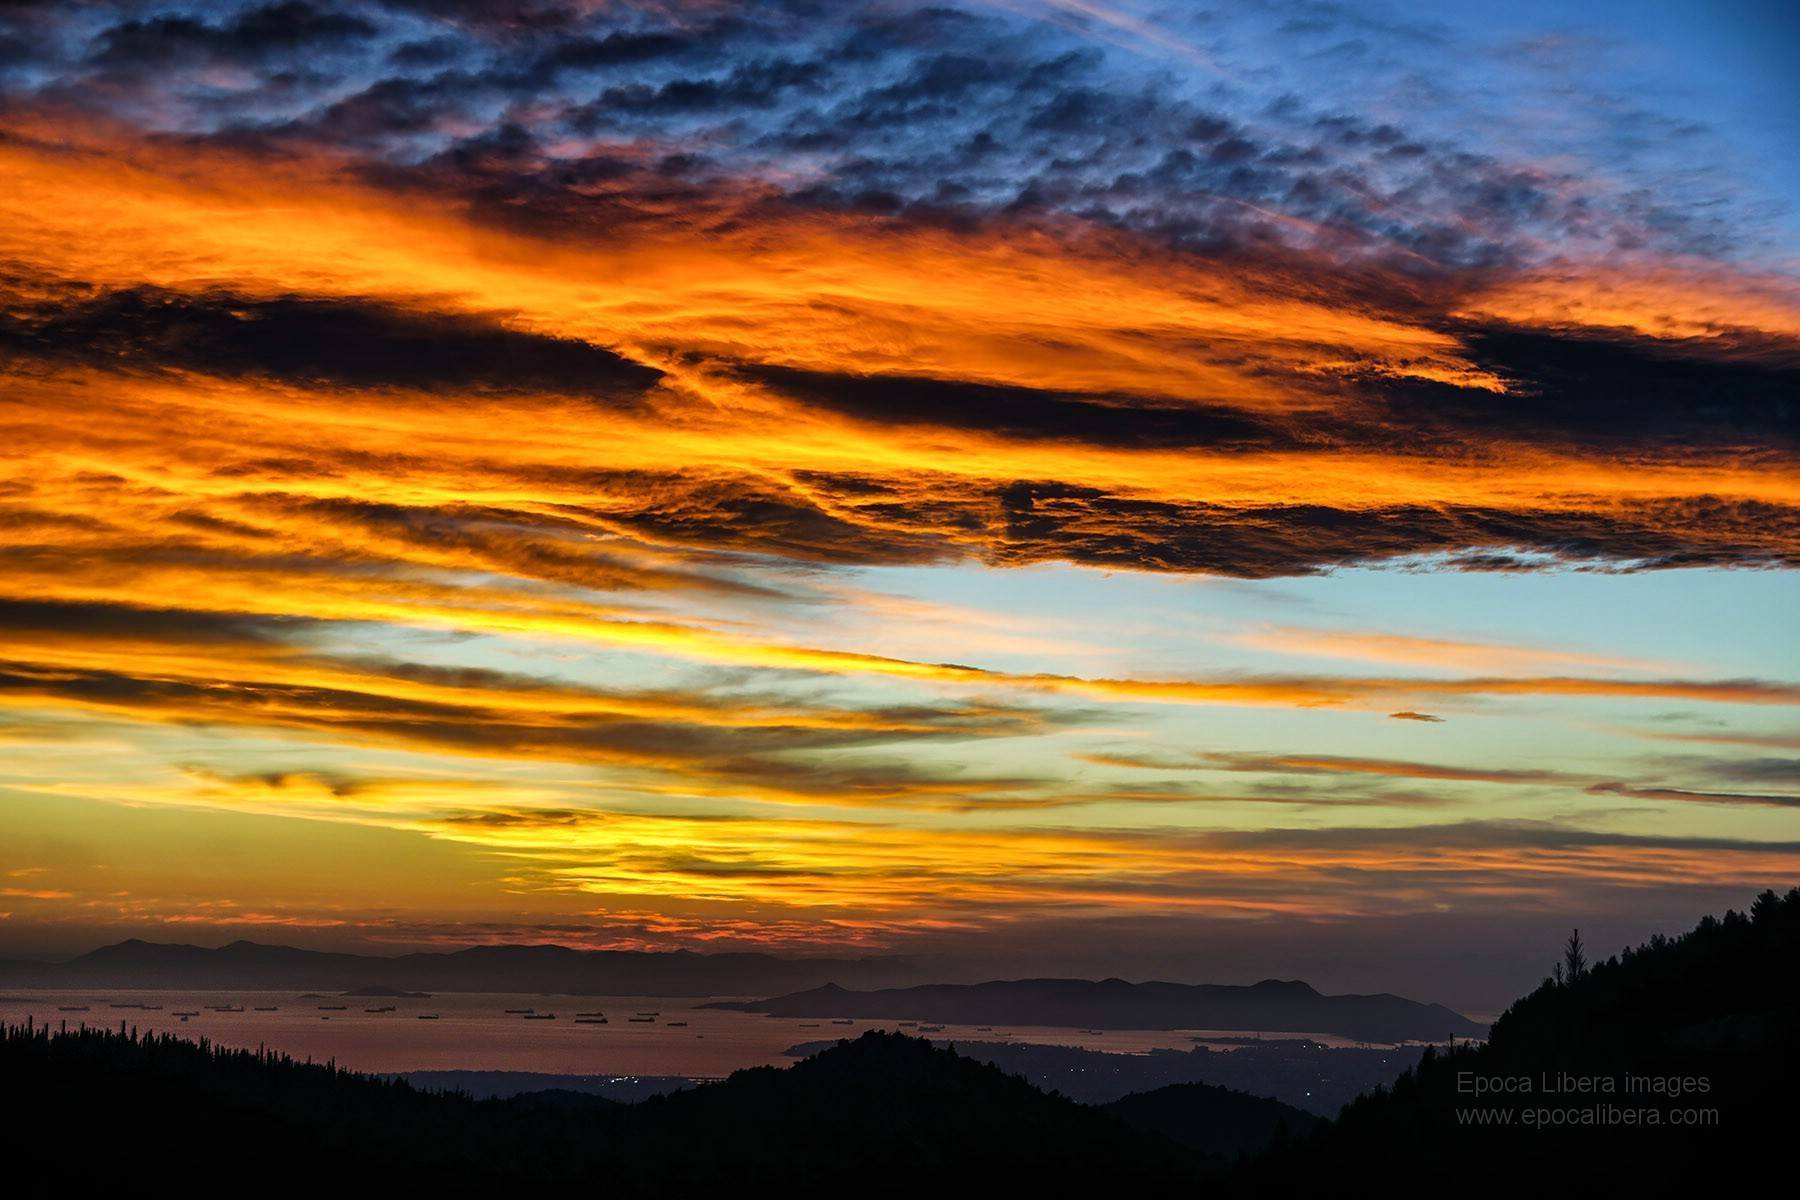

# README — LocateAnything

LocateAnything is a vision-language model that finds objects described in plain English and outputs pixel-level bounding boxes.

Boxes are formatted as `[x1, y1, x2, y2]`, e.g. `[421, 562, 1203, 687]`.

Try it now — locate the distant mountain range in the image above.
[1, 939, 1483, 1041]
[709, 978, 1487, 1043]
[0, 938, 940, 996]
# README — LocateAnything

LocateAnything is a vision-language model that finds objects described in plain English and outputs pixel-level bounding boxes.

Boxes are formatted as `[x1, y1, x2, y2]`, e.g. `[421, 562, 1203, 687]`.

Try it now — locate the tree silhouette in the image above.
[1562, 927, 1587, 983]
[1240, 888, 1798, 1192]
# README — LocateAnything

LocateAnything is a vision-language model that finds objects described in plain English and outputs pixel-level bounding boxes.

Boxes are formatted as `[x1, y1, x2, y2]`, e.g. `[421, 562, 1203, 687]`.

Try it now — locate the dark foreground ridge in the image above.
[708, 975, 1485, 1043]
[2, 890, 1792, 1192]
[0, 1023, 1212, 1192]
[1240, 886, 1799, 1191]
[1105, 1082, 1321, 1156]
[781, 1034, 1420, 1114]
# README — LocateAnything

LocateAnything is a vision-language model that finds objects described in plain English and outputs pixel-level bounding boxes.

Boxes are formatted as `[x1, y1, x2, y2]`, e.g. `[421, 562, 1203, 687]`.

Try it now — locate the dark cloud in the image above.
[0, 3, 1583, 272]
[1379, 325, 1800, 454]
[1047, 778, 1452, 811]
[0, 654, 1063, 802]
[229, 494, 790, 598]
[1206, 818, 1800, 856]
[89, 3, 377, 69]
[528, 467, 1790, 578]
[580, 57, 826, 118]
[1697, 758, 1800, 786]
[8, 288, 1790, 581]
[750, 321, 1798, 462]
[0, 596, 1078, 802]
[1193, 752, 1571, 785]
[576, 468, 956, 566]
[0, 597, 297, 646]
[0, 286, 662, 399]
[387, 35, 463, 69]
[271, 71, 500, 145]
[9, 0, 1768, 276]
[983, 486, 1798, 577]
[1389, 711, 1444, 722]
[743, 365, 1300, 452]
[1586, 781, 1800, 809]
[534, 29, 706, 77]
[603, 332, 1799, 576]
[375, 1, 689, 39]
[0, 3, 1793, 586]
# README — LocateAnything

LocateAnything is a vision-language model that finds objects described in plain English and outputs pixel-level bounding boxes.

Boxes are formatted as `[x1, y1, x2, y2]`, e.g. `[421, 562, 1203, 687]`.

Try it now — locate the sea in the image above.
[0, 989, 1364, 1078]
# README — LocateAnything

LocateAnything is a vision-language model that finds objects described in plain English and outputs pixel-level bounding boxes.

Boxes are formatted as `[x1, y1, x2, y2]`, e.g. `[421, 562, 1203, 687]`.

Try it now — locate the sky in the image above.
[0, 0, 1794, 1012]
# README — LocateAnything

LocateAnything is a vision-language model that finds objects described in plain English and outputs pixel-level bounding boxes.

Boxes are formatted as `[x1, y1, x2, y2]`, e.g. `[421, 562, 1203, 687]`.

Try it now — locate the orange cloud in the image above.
[1460, 261, 1800, 343]
[1223, 626, 1674, 674]
[1, 104, 1796, 954]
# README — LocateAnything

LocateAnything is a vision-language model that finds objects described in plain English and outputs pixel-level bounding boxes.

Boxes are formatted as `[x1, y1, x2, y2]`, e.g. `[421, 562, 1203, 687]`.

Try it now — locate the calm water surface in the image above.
[0, 989, 1361, 1076]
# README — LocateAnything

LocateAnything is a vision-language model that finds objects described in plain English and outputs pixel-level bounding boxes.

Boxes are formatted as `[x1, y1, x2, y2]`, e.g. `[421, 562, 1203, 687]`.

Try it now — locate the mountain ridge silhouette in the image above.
[709, 976, 1484, 1043]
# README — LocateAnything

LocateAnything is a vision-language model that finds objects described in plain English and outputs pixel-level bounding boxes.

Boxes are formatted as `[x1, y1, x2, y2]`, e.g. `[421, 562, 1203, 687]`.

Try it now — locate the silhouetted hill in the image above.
[784, 1035, 1420, 1113]
[1235, 888, 1800, 1192]
[0, 936, 938, 995]
[622, 1031, 1201, 1190]
[1107, 1082, 1319, 1157]
[0, 1024, 1207, 1193]
[711, 976, 1484, 1043]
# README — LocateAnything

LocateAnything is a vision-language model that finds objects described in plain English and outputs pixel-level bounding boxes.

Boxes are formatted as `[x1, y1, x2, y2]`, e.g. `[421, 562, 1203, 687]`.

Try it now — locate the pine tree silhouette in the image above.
[1562, 928, 1587, 982]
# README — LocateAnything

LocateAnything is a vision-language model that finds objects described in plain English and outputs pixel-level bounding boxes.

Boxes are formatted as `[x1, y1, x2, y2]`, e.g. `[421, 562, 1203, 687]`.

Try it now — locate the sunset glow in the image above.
[1, 0, 1794, 1006]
